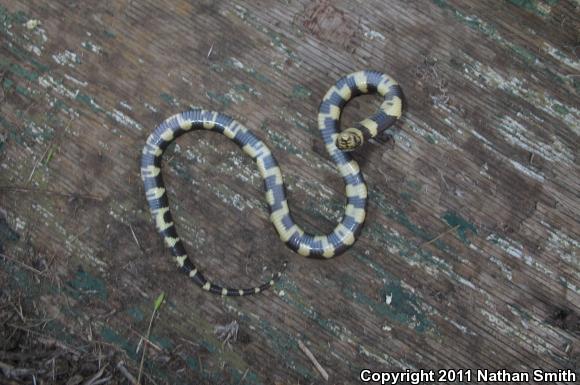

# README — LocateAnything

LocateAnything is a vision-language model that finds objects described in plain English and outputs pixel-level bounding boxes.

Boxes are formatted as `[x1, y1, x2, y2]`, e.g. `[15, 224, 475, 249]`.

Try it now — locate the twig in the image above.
[6, 324, 82, 356]
[129, 224, 141, 249]
[0, 186, 103, 201]
[297, 340, 329, 381]
[116, 361, 137, 385]
[214, 321, 239, 347]
[420, 225, 460, 247]
[90, 377, 111, 385]
[130, 328, 163, 352]
[0, 360, 39, 379]
[0, 351, 51, 361]
[237, 368, 249, 385]
[178, 337, 199, 349]
[0, 253, 43, 275]
[27, 142, 53, 183]
[128, 224, 145, 256]
[137, 293, 165, 385]
[82, 364, 108, 385]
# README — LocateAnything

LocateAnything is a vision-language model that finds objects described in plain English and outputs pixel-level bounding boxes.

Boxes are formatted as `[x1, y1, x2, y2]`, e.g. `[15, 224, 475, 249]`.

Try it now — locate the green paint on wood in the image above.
[160, 92, 179, 107]
[0, 115, 13, 130]
[509, 303, 532, 321]
[340, 261, 435, 333]
[508, 0, 558, 16]
[251, 70, 271, 84]
[0, 7, 48, 73]
[15, 84, 30, 96]
[237, 371, 260, 385]
[0, 215, 20, 251]
[0, 5, 26, 28]
[184, 356, 198, 370]
[51, 98, 68, 112]
[199, 340, 217, 354]
[260, 121, 302, 155]
[573, 78, 580, 94]
[100, 327, 138, 360]
[368, 190, 431, 241]
[150, 335, 173, 350]
[291, 116, 316, 134]
[426, 134, 437, 144]
[206, 91, 232, 109]
[292, 84, 312, 99]
[508, 45, 537, 65]
[257, 319, 313, 380]
[209, 58, 272, 84]
[233, 83, 260, 98]
[382, 281, 434, 333]
[266, 30, 295, 58]
[206, 83, 260, 108]
[399, 191, 413, 205]
[552, 103, 569, 115]
[230, 5, 299, 63]
[168, 160, 194, 184]
[103, 29, 116, 38]
[66, 268, 108, 301]
[432, 0, 541, 66]
[274, 277, 362, 342]
[127, 307, 145, 322]
[9, 63, 39, 82]
[23, 121, 54, 142]
[442, 211, 477, 245]
[81, 41, 97, 52]
[76, 93, 104, 113]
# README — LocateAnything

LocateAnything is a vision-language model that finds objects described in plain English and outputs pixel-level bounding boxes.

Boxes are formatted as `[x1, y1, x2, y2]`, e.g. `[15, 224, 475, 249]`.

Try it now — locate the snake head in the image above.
[336, 130, 363, 151]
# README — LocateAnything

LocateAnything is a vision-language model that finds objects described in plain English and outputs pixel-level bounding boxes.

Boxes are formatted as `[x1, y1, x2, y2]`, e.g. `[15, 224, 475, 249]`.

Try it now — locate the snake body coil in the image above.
[141, 70, 403, 296]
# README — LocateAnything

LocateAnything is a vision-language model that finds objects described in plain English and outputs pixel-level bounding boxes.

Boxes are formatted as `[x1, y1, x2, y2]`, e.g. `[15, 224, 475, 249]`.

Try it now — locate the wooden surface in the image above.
[1, 0, 579, 384]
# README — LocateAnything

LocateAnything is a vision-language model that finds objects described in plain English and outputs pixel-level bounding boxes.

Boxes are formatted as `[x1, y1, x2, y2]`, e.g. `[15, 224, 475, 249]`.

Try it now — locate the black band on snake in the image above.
[141, 70, 403, 296]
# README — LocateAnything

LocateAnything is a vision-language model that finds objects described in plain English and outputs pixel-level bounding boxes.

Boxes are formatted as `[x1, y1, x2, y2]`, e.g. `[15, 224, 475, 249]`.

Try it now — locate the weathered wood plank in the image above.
[1, 0, 578, 384]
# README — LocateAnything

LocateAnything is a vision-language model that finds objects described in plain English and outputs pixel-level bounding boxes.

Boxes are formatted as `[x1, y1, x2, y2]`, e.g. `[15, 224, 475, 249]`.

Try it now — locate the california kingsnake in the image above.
[141, 70, 403, 296]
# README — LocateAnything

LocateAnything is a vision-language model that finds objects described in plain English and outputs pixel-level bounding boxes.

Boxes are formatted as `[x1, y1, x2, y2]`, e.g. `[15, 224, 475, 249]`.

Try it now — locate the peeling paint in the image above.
[542, 224, 579, 267]
[543, 42, 580, 71]
[509, 159, 545, 182]
[363, 29, 386, 41]
[52, 49, 80, 67]
[24, 18, 39, 30]
[487, 233, 579, 294]
[471, 129, 546, 182]
[64, 73, 88, 87]
[291, 84, 312, 99]
[498, 115, 574, 163]
[109, 109, 142, 131]
[462, 59, 579, 134]
[508, 0, 558, 16]
[81, 40, 102, 54]
[66, 268, 108, 300]
[441, 211, 477, 245]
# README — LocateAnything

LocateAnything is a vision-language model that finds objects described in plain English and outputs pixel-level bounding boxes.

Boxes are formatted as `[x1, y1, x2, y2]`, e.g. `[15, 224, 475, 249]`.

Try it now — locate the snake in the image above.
[141, 70, 403, 296]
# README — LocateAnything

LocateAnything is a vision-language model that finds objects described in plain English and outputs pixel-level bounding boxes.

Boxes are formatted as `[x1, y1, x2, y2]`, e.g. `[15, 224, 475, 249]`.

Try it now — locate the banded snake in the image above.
[141, 70, 403, 296]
